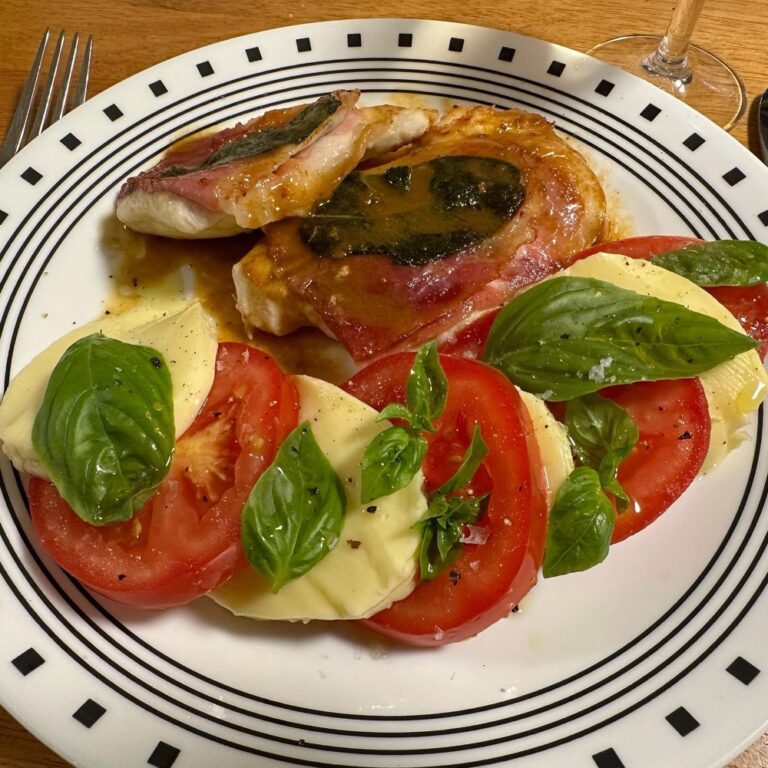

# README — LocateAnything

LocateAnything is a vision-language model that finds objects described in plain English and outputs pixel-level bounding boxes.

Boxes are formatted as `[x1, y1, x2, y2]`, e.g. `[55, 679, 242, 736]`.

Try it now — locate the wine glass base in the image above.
[587, 35, 746, 131]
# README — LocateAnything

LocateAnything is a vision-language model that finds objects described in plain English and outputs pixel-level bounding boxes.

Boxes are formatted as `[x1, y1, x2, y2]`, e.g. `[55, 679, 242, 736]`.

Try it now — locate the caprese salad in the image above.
[1, 235, 767, 646]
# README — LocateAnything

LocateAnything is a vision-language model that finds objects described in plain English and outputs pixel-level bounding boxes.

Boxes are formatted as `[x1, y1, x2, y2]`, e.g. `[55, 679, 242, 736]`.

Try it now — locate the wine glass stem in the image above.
[643, 0, 706, 83]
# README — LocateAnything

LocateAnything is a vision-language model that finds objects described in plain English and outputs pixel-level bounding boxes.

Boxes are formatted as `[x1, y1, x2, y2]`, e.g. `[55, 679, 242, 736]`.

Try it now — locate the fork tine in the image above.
[51, 33, 79, 122]
[0, 29, 50, 167]
[29, 31, 65, 140]
[72, 35, 93, 108]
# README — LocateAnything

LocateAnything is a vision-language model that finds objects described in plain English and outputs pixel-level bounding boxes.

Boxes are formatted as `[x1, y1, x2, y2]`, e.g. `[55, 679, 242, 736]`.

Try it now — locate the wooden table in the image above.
[1, 0, 767, 766]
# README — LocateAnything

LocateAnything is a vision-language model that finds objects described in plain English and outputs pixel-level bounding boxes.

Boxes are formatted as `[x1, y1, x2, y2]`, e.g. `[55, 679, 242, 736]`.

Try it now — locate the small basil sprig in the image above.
[542, 467, 615, 577]
[417, 426, 488, 581]
[241, 422, 346, 592]
[32, 334, 175, 526]
[483, 276, 757, 400]
[651, 240, 768, 287]
[565, 393, 638, 512]
[544, 395, 639, 577]
[360, 343, 447, 502]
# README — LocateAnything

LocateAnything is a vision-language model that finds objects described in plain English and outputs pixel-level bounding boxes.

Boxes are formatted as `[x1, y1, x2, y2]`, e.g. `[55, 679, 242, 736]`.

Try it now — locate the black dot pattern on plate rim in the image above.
[592, 747, 625, 768]
[683, 132, 705, 151]
[547, 60, 566, 76]
[296, 37, 311, 53]
[347, 33, 362, 47]
[12, 648, 45, 675]
[72, 699, 107, 728]
[723, 167, 746, 186]
[449, 37, 464, 52]
[595, 79, 614, 97]
[641, 103, 661, 121]
[60, 132, 81, 150]
[147, 741, 181, 768]
[103, 104, 123, 121]
[727, 656, 761, 684]
[0, 209, 7, 225]
[498, 45, 515, 61]
[20, 167, 42, 185]
[149, 80, 168, 97]
[245, 46, 262, 62]
[759, 210, 768, 226]
[398, 32, 413, 47]
[666, 705, 700, 736]
[196, 60, 214, 77]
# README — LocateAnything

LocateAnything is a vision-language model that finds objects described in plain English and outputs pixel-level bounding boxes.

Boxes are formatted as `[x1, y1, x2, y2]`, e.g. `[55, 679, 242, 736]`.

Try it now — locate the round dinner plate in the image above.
[2, 18, 768, 768]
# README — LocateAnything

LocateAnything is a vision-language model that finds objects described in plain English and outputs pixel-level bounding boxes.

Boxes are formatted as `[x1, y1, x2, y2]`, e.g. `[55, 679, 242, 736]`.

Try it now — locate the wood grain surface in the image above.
[1, 1, 767, 766]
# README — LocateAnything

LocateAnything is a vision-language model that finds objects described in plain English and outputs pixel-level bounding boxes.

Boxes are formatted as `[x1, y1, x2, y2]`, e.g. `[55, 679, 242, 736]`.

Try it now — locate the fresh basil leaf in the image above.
[565, 392, 636, 513]
[483, 276, 758, 400]
[241, 422, 346, 592]
[31, 334, 175, 526]
[601, 473, 631, 513]
[360, 426, 428, 504]
[542, 466, 615, 578]
[406, 342, 447, 432]
[435, 425, 488, 495]
[161, 94, 341, 177]
[651, 240, 768, 287]
[565, 393, 637, 469]
[417, 494, 486, 581]
[377, 402, 414, 424]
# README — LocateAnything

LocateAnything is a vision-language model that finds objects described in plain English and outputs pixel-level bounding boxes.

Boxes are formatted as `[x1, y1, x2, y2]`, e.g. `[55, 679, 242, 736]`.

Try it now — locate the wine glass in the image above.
[587, 0, 746, 130]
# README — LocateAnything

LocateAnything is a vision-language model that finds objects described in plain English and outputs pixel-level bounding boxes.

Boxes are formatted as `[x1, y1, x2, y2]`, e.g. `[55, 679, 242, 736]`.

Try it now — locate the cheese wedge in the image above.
[561, 252, 768, 470]
[519, 390, 574, 506]
[0, 299, 218, 478]
[209, 375, 427, 621]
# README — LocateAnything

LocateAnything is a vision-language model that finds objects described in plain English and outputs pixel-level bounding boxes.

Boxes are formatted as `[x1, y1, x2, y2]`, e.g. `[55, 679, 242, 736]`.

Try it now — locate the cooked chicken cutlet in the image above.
[116, 94, 436, 238]
[233, 105, 606, 361]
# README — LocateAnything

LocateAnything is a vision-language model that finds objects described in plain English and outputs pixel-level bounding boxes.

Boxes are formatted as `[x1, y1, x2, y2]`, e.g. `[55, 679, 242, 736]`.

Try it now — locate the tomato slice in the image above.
[29, 342, 299, 608]
[343, 354, 547, 646]
[706, 285, 768, 361]
[598, 379, 710, 542]
[438, 310, 499, 360]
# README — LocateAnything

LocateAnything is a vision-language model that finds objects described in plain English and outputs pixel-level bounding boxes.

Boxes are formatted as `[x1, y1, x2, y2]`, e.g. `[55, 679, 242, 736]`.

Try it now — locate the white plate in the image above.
[2, 18, 768, 768]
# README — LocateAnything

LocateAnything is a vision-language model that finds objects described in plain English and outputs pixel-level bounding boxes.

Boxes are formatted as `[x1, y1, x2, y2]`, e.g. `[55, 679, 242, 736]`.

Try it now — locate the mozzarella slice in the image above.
[560, 252, 768, 470]
[519, 390, 574, 506]
[0, 299, 218, 478]
[209, 375, 427, 621]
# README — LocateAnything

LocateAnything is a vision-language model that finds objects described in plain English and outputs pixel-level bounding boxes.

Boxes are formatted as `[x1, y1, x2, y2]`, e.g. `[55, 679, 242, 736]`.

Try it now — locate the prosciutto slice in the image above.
[115, 94, 436, 239]
[233, 106, 606, 362]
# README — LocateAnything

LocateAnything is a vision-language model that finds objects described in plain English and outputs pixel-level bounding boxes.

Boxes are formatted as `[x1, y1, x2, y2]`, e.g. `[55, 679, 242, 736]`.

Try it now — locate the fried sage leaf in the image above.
[300, 156, 525, 266]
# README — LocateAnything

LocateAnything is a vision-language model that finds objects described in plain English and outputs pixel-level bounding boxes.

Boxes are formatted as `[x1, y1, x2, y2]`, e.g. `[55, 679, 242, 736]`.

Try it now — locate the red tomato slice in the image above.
[706, 285, 768, 361]
[438, 310, 499, 360]
[29, 342, 299, 608]
[573, 235, 701, 261]
[599, 379, 710, 543]
[343, 354, 548, 646]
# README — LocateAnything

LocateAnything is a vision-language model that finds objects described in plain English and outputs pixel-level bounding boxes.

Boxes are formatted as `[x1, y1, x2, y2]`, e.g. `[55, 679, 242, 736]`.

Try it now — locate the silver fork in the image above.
[0, 29, 93, 168]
